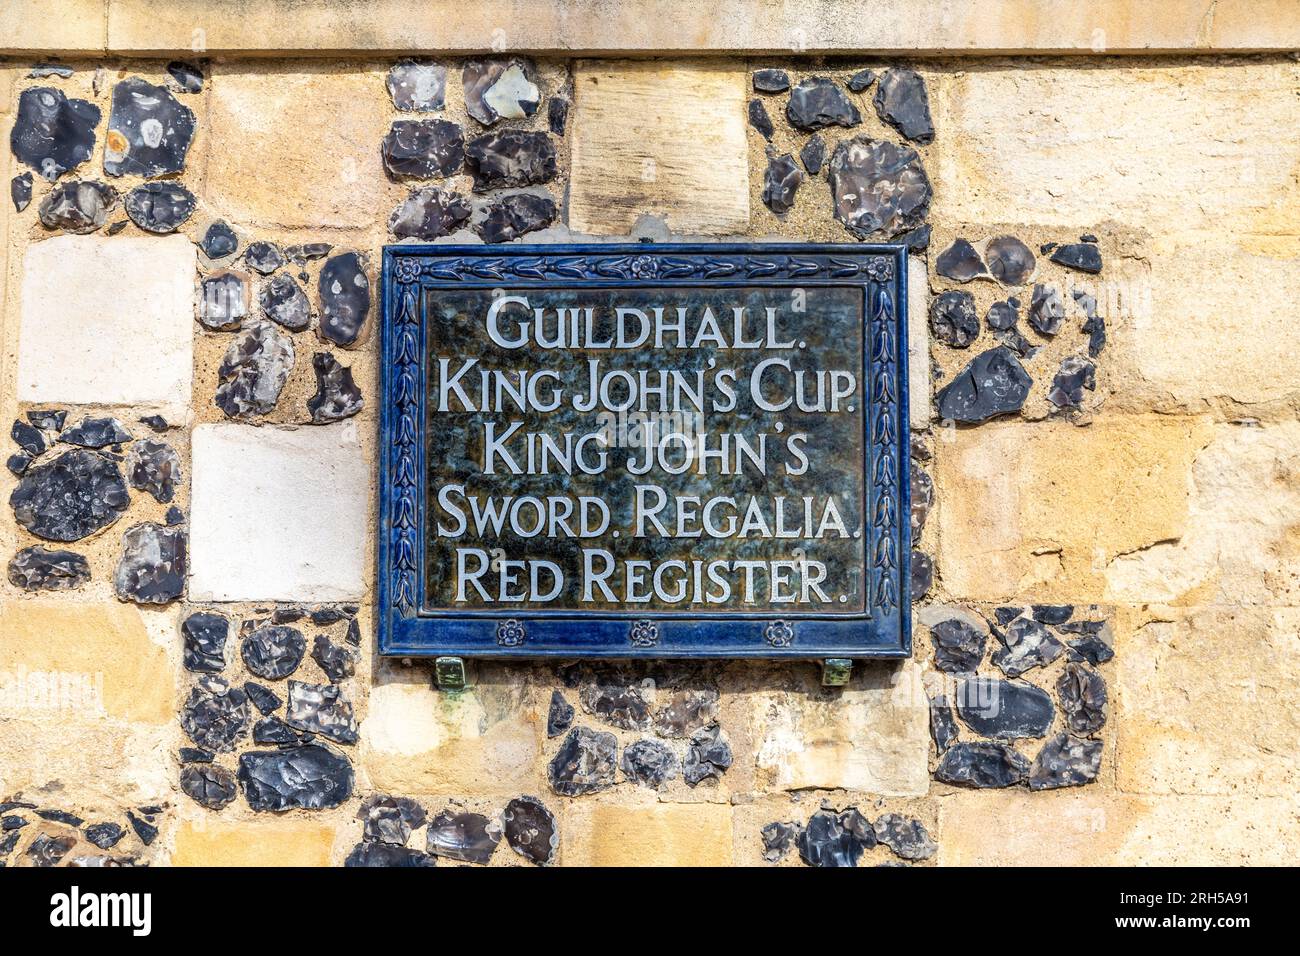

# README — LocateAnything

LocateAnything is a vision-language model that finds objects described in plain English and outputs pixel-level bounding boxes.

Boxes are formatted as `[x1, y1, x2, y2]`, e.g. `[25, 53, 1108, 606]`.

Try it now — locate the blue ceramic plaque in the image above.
[379, 244, 910, 659]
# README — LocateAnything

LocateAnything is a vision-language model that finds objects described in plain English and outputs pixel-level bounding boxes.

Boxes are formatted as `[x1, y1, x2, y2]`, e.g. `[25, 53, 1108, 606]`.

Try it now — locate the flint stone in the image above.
[382, 119, 464, 179]
[503, 796, 557, 865]
[11, 173, 33, 212]
[28, 833, 77, 867]
[238, 745, 353, 812]
[1049, 355, 1096, 409]
[199, 273, 247, 330]
[684, 723, 732, 786]
[847, 69, 876, 92]
[1029, 733, 1103, 790]
[747, 99, 774, 140]
[935, 741, 1029, 788]
[114, 522, 185, 604]
[215, 321, 295, 419]
[929, 617, 986, 673]
[128, 439, 180, 503]
[389, 185, 471, 240]
[580, 674, 654, 730]
[548, 96, 570, 135]
[182, 611, 229, 673]
[200, 220, 238, 259]
[548, 726, 617, 796]
[874, 813, 937, 860]
[181, 677, 250, 752]
[286, 243, 332, 264]
[104, 78, 195, 177]
[11, 87, 100, 181]
[345, 843, 435, 867]
[911, 550, 934, 599]
[27, 409, 66, 432]
[930, 290, 980, 348]
[124, 181, 196, 234]
[1067, 634, 1115, 666]
[36, 809, 84, 827]
[799, 134, 825, 175]
[359, 795, 426, 845]
[957, 676, 1054, 739]
[1028, 284, 1065, 336]
[166, 61, 204, 94]
[285, 680, 358, 744]
[986, 235, 1036, 286]
[911, 462, 934, 538]
[306, 352, 364, 425]
[84, 822, 124, 849]
[318, 252, 370, 347]
[465, 130, 557, 192]
[8, 545, 90, 592]
[829, 137, 931, 239]
[1057, 662, 1108, 734]
[929, 693, 959, 751]
[985, 300, 1018, 331]
[463, 60, 540, 125]
[29, 65, 75, 79]
[427, 811, 502, 864]
[873, 68, 934, 143]
[311, 634, 357, 682]
[475, 192, 557, 243]
[621, 739, 681, 789]
[38, 180, 116, 233]
[252, 715, 301, 745]
[993, 617, 1065, 677]
[761, 821, 800, 862]
[1, 816, 27, 830]
[244, 241, 285, 275]
[60, 416, 131, 448]
[546, 691, 574, 738]
[935, 239, 987, 282]
[752, 69, 790, 93]
[786, 77, 860, 131]
[242, 624, 306, 680]
[1051, 242, 1103, 274]
[7, 453, 31, 477]
[797, 809, 875, 867]
[180, 764, 237, 809]
[654, 687, 719, 738]
[761, 153, 803, 215]
[387, 60, 446, 112]
[935, 346, 1033, 424]
[11, 420, 42, 457]
[10, 449, 129, 542]
[996, 326, 1036, 357]
[259, 274, 311, 331]
[244, 682, 282, 715]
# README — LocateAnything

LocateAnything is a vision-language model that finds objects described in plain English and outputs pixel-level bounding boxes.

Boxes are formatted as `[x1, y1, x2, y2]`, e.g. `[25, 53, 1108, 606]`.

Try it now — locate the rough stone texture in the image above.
[172, 819, 336, 866]
[562, 803, 733, 866]
[189, 423, 368, 601]
[7, 546, 91, 591]
[17, 235, 194, 412]
[113, 522, 186, 605]
[10, 449, 129, 542]
[569, 61, 749, 235]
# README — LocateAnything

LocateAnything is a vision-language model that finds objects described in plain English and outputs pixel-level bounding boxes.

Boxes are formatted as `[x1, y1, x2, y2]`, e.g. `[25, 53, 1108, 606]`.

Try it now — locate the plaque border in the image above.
[379, 243, 911, 659]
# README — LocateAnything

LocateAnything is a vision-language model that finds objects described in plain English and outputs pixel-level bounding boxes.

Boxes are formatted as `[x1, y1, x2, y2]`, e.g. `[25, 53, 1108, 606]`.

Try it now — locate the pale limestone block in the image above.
[907, 254, 931, 429]
[569, 61, 749, 236]
[189, 421, 368, 601]
[562, 802, 734, 866]
[171, 819, 339, 867]
[16, 234, 195, 413]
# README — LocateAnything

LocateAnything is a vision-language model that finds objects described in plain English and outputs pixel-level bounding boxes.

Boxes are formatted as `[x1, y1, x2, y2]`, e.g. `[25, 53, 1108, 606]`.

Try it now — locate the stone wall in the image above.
[1, 42, 1298, 866]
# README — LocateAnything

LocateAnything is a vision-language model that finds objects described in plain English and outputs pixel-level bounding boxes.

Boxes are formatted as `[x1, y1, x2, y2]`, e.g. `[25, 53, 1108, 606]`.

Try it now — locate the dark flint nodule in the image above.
[929, 290, 979, 348]
[180, 764, 237, 809]
[238, 745, 354, 812]
[318, 252, 370, 348]
[503, 796, 557, 866]
[36, 809, 84, 827]
[1028, 283, 1065, 336]
[60, 416, 130, 448]
[285, 679, 359, 744]
[548, 726, 617, 796]
[182, 611, 229, 673]
[928, 617, 986, 673]
[464, 130, 557, 192]
[124, 181, 196, 234]
[874, 813, 937, 861]
[1067, 634, 1114, 666]
[847, 69, 876, 92]
[654, 687, 719, 738]
[910, 462, 933, 537]
[7, 452, 31, 477]
[985, 235, 1036, 286]
[242, 624, 306, 680]
[244, 241, 285, 275]
[935, 346, 1033, 424]
[38, 180, 116, 233]
[799, 134, 825, 175]
[387, 60, 446, 112]
[929, 693, 959, 751]
[872, 68, 934, 143]
[752, 69, 790, 93]
[935, 238, 987, 282]
[426, 811, 502, 865]
[104, 78, 195, 177]
[359, 795, 426, 845]
[28, 834, 77, 867]
[911, 550, 933, 599]
[580, 673, 653, 730]
[381, 118, 464, 179]
[311, 634, 357, 682]
[252, 715, 300, 745]
[786, 76, 860, 131]
[1029, 733, 1103, 790]
[244, 681, 282, 715]
[28, 64, 75, 79]
[934, 741, 1029, 788]
[29, 409, 68, 432]
[1051, 242, 1103, 274]
[308, 352, 364, 424]
[956, 676, 1054, 739]
[84, 822, 124, 850]
[761, 153, 803, 216]
[128, 439, 181, 503]
[1032, 604, 1072, 624]
[166, 61, 204, 94]
[11, 173, 33, 212]
[985, 300, 1018, 331]
[1057, 662, 1108, 734]
[200, 220, 238, 259]
[11, 87, 100, 181]
[684, 723, 732, 786]
[215, 321, 295, 419]
[12, 419, 45, 455]
[463, 59, 540, 125]
[828, 137, 931, 238]
[761, 821, 800, 862]
[900, 223, 931, 251]
[389, 185, 471, 240]
[620, 738, 680, 789]
[747, 99, 774, 140]
[114, 522, 186, 604]
[797, 808, 875, 867]
[546, 690, 574, 738]
[199, 272, 248, 331]
[180, 677, 249, 753]
[1048, 355, 1096, 409]
[475, 192, 557, 243]
[8, 545, 91, 592]
[992, 616, 1064, 677]
[10, 449, 129, 542]
[548, 96, 569, 135]
[259, 274, 311, 331]
[345, 843, 435, 867]
[286, 242, 332, 264]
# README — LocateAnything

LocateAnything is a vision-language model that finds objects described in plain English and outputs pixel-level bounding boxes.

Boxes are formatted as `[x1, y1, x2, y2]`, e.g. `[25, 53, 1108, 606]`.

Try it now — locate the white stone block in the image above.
[17, 234, 195, 413]
[907, 254, 931, 429]
[189, 422, 369, 602]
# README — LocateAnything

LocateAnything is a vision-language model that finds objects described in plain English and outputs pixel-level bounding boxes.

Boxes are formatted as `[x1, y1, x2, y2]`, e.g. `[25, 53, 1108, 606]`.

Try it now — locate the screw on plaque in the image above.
[434, 657, 467, 690]
[821, 659, 852, 687]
